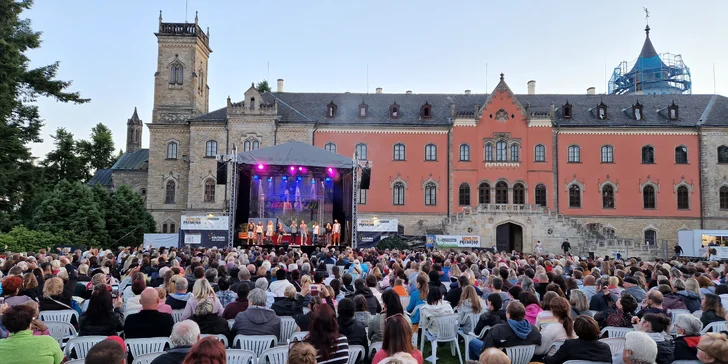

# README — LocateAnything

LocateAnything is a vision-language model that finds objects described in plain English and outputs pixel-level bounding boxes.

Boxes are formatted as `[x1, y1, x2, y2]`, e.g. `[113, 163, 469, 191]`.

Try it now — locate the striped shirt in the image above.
[311, 335, 349, 364]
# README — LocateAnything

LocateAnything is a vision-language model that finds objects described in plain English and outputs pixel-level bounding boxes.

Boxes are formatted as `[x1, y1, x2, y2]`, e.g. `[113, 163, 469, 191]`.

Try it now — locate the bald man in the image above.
[124, 287, 174, 339]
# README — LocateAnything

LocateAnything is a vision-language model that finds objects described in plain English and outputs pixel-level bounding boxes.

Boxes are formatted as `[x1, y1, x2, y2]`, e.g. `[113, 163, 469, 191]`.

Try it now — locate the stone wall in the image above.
[700, 129, 728, 229]
[187, 122, 227, 213]
[112, 170, 148, 195]
[357, 213, 446, 235]
[146, 125, 191, 219]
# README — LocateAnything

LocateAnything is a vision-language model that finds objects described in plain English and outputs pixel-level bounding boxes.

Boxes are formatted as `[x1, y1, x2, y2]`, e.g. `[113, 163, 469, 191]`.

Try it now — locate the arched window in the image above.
[677, 186, 689, 210]
[642, 145, 655, 164]
[425, 183, 437, 206]
[243, 139, 260, 152]
[165, 180, 176, 204]
[204, 179, 216, 202]
[169, 63, 183, 84]
[534, 144, 546, 162]
[162, 223, 168, 233]
[601, 145, 614, 163]
[205, 140, 217, 157]
[644, 229, 657, 245]
[425, 144, 437, 161]
[392, 182, 405, 205]
[720, 186, 728, 210]
[166, 141, 178, 159]
[458, 183, 470, 206]
[535, 184, 547, 207]
[393, 143, 406, 161]
[390, 103, 400, 119]
[513, 183, 525, 204]
[675, 146, 688, 164]
[496, 141, 507, 161]
[604, 228, 616, 238]
[459, 144, 470, 161]
[510, 144, 520, 162]
[485, 144, 493, 161]
[478, 183, 490, 204]
[569, 185, 581, 208]
[356, 143, 368, 160]
[326, 102, 337, 118]
[568, 145, 580, 163]
[602, 185, 615, 208]
[324, 142, 336, 153]
[718, 146, 728, 163]
[643, 185, 656, 209]
[495, 181, 508, 204]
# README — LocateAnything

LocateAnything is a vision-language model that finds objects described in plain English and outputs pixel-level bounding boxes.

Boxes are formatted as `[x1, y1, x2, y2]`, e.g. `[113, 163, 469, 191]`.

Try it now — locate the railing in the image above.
[477, 203, 546, 214]
[159, 22, 209, 46]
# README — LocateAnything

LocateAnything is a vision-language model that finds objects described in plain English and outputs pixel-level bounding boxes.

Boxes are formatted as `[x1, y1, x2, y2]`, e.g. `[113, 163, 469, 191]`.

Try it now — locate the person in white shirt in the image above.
[535, 241, 543, 255]
[312, 222, 320, 245]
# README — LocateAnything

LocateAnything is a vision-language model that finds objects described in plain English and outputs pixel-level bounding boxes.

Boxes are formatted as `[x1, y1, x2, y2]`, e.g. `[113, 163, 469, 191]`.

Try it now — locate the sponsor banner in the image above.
[357, 218, 398, 232]
[181, 215, 229, 230]
[180, 230, 228, 248]
[426, 235, 436, 249]
[435, 235, 481, 249]
[709, 246, 728, 261]
[357, 232, 394, 249]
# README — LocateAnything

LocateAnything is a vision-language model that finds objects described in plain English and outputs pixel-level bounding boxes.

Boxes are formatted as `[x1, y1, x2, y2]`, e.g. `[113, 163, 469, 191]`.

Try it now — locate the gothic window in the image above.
[513, 183, 525, 204]
[642, 145, 655, 164]
[169, 63, 183, 85]
[425, 144, 437, 161]
[569, 185, 581, 208]
[421, 102, 432, 119]
[720, 186, 728, 210]
[459, 144, 470, 161]
[162, 223, 168, 233]
[643, 185, 656, 209]
[668, 102, 679, 120]
[166, 141, 178, 159]
[602, 185, 615, 208]
[249, 97, 255, 110]
[458, 183, 470, 206]
[393, 143, 406, 161]
[644, 229, 657, 245]
[633, 102, 643, 120]
[604, 228, 616, 238]
[357, 189, 367, 205]
[358, 104, 367, 118]
[326, 102, 337, 118]
[562, 102, 572, 119]
[165, 180, 176, 204]
[356, 143, 368, 160]
[601, 145, 614, 163]
[205, 140, 217, 157]
[495, 181, 508, 204]
[170, 223, 176, 233]
[478, 183, 490, 204]
[243, 139, 260, 152]
[390, 103, 400, 119]
[510, 144, 520, 162]
[485, 143, 494, 161]
[568, 145, 580, 163]
[324, 142, 337, 153]
[425, 183, 437, 206]
[534, 144, 546, 162]
[677, 186, 689, 210]
[535, 184, 547, 207]
[597, 102, 608, 120]
[393, 182, 405, 205]
[675, 146, 688, 164]
[496, 141, 507, 161]
[718, 146, 728, 163]
[198, 70, 204, 93]
[204, 179, 216, 202]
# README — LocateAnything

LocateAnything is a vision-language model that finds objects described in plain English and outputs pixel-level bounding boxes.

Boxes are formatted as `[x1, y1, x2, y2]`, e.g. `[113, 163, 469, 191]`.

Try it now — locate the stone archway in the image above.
[496, 222, 523, 252]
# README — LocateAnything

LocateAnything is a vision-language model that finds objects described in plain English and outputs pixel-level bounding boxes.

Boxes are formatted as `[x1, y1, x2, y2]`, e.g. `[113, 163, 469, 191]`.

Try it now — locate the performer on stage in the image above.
[300, 220, 308, 246]
[277, 222, 285, 245]
[266, 220, 274, 244]
[332, 220, 341, 246]
[255, 221, 264, 245]
[246, 220, 255, 245]
[312, 222, 319, 245]
[325, 222, 333, 245]
[289, 219, 298, 245]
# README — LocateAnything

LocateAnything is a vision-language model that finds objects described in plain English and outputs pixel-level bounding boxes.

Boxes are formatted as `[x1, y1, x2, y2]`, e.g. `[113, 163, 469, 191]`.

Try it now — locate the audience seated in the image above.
[468, 301, 541, 360]
[336, 297, 368, 354]
[622, 331, 658, 364]
[85, 338, 126, 364]
[124, 287, 175, 339]
[696, 332, 728, 364]
[534, 297, 576, 359]
[222, 282, 250, 320]
[150, 320, 200, 364]
[79, 283, 124, 336]
[288, 341, 318, 364]
[457, 285, 483, 333]
[478, 348, 510, 364]
[232, 288, 281, 340]
[166, 277, 191, 310]
[673, 313, 703, 361]
[369, 289, 411, 343]
[305, 304, 349, 364]
[181, 336, 226, 364]
[181, 279, 223, 321]
[636, 313, 675, 364]
[700, 293, 727, 329]
[545, 315, 612, 364]
[371, 314, 422, 364]
[190, 298, 231, 341]
[0, 305, 64, 364]
[271, 285, 304, 317]
[594, 292, 638, 329]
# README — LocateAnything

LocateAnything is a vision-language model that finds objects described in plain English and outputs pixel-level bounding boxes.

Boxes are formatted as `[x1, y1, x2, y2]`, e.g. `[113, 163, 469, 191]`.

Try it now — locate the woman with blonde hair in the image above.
[39, 277, 72, 312]
[458, 285, 483, 333]
[181, 278, 223, 320]
[696, 332, 728, 364]
[479, 348, 511, 364]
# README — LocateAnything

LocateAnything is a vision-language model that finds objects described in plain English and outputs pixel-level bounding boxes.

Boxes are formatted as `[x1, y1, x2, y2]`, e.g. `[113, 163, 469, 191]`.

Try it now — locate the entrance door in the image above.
[495, 223, 523, 252]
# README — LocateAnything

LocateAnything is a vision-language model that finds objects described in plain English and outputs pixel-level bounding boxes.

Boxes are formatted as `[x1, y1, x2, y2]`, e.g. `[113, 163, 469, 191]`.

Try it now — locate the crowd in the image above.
[0, 244, 727, 364]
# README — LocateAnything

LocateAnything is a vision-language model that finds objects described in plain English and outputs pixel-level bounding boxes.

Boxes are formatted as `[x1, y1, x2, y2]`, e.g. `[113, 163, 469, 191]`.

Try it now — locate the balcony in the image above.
[476, 203, 546, 214]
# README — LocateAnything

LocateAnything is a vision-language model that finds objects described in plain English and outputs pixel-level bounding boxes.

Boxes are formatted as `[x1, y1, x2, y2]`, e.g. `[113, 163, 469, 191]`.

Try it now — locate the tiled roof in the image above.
[189, 106, 227, 121]
[111, 149, 149, 170]
[87, 169, 113, 187]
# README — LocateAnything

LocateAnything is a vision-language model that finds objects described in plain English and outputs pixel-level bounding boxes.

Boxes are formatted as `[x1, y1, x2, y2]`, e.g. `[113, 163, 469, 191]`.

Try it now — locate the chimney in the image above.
[586, 87, 596, 95]
[464, 90, 471, 95]
[527, 80, 536, 95]
[406, 90, 412, 95]
[276, 79, 284, 93]
[375, 87, 383, 94]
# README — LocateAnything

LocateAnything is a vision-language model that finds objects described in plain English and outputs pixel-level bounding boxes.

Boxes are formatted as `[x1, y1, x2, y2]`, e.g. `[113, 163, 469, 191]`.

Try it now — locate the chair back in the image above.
[258, 345, 288, 364]
[599, 326, 633, 338]
[504, 344, 536, 364]
[326, 264, 335, 274]
[226, 349, 256, 364]
[432, 314, 459, 341]
[563, 361, 611, 364]
[39, 309, 78, 323]
[132, 352, 164, 364]
[463, 312, 480, 332]
[599, 337, 626, 356]
[670, 309, 691, 321]
[303, 307, 311, 315]
[672, 361, 703, 364]
[692, 310, 703, 318]
[288, 331, 309, 345]
[126, 337, 171, 359]
[348, 345, 365, 364]
[279, 316, 298, 343]
[65, 360, 85, 364]
[400, 295, 410, 310]
[64, 336, 107, 359]
[171, 309, 184, 323]
[701, 321, 727, 334]
[228, 319, 235, 329]
[369, 341, 383, 357]
[233, 334, 278, 356]
[200, 333, 229, 348]
[45, 321, 77, 346]
[547, 340, 565, 356]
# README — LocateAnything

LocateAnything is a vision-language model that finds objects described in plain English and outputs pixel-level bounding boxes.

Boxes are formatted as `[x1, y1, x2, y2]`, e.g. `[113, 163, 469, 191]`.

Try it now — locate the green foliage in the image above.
[104, 185, 156, 247]
[376, 236, 407, 250]
[77, 123, 117, 179]
[41, 128, 86, 185]
[0, 226, 62, 252]
[33, 180, 106, 246]
[256, 80, 271, 93]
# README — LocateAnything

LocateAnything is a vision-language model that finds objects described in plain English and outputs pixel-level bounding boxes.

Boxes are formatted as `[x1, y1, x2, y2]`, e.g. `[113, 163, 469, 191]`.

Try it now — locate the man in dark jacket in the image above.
[271, 285, 305, 317]
[232, 288, 282, 341]
[445, 276, 469, 309]
[223, 284, 250, 320]
[166, 278, 192, 310]
[589, 278, 619, 312]
[473, 293, 507, 337]
[230, 268, 256, 294]
[468, 301, 541, 360]
[150, 320, 200, 364]
[353, 279, 381, 315]
[125, 288, 175, 339]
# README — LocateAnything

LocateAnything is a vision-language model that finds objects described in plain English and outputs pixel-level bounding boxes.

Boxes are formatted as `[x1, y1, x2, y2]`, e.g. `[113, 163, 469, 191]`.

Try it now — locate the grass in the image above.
[418, 339, 468, 364]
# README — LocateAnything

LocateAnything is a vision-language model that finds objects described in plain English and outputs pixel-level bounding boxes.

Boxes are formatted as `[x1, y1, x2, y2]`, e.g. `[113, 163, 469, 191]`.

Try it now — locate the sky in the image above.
[23, 0, 728, 158]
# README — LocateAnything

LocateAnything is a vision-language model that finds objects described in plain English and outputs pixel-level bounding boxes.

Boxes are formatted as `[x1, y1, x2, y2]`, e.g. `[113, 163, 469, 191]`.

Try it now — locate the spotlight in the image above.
[282, 176, 288, 181]
[325, 177, 332, 182]
[290, 166, 296, 171]
[253, 175, 259, 180]
[267, 177, 272, 182]
[296, 176, 302, 181]
[310, 178, 315, 184]
[257, 164, 264, 170]
[298, 166, 303, 171]
[328, 167, 333, 173]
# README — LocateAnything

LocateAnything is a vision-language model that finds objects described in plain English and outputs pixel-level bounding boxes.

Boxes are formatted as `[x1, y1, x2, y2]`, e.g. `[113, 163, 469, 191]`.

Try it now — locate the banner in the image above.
[426, 235, 436, 249]
[709, 246, 728, 261]
[181, 215, 229, 248]
[181, 215, 229, 230]
[357, 232, 395, 249]
[435, 235, 481, 249]
[143, 234, 179, 249]
[357, 218, 398, 232]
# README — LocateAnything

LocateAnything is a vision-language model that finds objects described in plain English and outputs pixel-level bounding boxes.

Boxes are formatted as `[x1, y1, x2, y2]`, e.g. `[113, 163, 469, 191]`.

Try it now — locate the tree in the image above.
[104, 185, 156, 248]
[41, 127, 85, 185]
[33, 180, 106, 246]
[0, 0, 89, 224]
[77, 123, 116, 179]
[256, 80, 271, 93]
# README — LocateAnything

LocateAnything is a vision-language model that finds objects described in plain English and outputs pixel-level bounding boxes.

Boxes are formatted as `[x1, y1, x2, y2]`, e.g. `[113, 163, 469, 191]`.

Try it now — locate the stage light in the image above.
[253, 175, 259, 180]
[325, 177, 332, 182]
[267, 177, 272, 182]
[297, 176, 303, 181]
[310, 178, 315, 184]
[290, 166, 296, 171]
[328, 167, 333, 173]
[298, 166, 303, 171]
[282, 176, 288, 181]
[257, 164, 265, 170]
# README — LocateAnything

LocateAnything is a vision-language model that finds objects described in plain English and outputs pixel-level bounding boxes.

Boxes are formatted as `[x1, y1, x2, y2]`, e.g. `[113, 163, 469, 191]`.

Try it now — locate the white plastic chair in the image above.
[701, 321, 727, 334]
[303, 307, 311, 315]
[133, 352, 164, 364]
[400, 295, 411, 310]
[423, 314, 462, 364]
[671, 309, 691, 322]
[200, 334, 229, 348]
[563, 361, 611, 364]
[258, 345, 289, 364]
[458, 324, 490, 357]
[599, 326, 633, 338]
[64, 336, 107, 359]
[348, 345, 365, 364]
[279, 316, 298, 344]
[369, 341, 383, 358]
[599, 337, 626, 356]
[233, 334, 278, 356]
[326, 264, 335, 274]
[39, 309, 78, 323]
[65, 360, 85, 364]
[546, 340, 565, 356]
[228, 319, 236, 329]
[692, 310, 703, 318]
[226, 349, 256, 364]
[288, 331, 309, 345]
[45, 321, 77, 347]
[672, 361, 702, 364]
[171, 309, 184, 323]
[126, 337, 171, 359]
[504, 345, 536, 364]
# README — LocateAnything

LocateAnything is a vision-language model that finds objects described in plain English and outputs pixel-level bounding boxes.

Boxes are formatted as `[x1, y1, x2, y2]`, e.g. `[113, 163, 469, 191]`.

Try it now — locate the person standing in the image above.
[277, 222, 285, 245]
[674, 244, 684, 258]
[332, 220, 341, 246]
[266, 220, 274, 244]
[290, 220, 299, 245]
[246, 220, 255, 245]
[255, 221, 264, 245]
[325, 223, 333, 245]
[561, 239, 571, 255]
[312, 222, 320, 245]
[300, 220, 308, 245]
[536, 240, 543, 255]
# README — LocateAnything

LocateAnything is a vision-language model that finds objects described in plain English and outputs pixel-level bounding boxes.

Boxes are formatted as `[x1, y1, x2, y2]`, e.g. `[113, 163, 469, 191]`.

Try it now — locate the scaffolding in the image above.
[609, 52, 692, 95]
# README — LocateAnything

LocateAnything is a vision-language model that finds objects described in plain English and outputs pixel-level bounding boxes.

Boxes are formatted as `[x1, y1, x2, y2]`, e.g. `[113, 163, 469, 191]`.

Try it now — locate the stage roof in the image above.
[231, 141, 354, 169]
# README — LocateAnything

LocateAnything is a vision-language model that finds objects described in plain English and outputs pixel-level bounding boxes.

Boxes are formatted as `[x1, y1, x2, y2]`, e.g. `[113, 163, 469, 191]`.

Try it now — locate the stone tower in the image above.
[152, 11, 212, 123]
[126, 107, 143, 152]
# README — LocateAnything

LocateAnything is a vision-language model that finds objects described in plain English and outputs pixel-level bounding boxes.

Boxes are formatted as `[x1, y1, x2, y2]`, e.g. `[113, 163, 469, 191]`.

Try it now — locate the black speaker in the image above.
[360, 167, 371, 189]
[216, 161, 227, 184]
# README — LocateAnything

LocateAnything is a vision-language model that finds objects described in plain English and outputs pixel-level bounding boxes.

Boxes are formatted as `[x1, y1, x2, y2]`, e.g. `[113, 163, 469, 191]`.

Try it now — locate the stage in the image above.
[234, 243, 342, 255]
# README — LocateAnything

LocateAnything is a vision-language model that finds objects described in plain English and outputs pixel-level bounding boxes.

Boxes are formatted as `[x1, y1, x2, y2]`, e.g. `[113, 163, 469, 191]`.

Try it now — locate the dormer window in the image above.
[420, 102, 432, 119]
[249, 97, 255, 110]
[633, 101, 643, 121]
[390, 102, 400, 119]
[562, 101, 572, 120]
[358, 102, 368, 118]
[668, 101, 679, 120]
[596, 101, 608, 120]
[327, 101, 337, 118]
